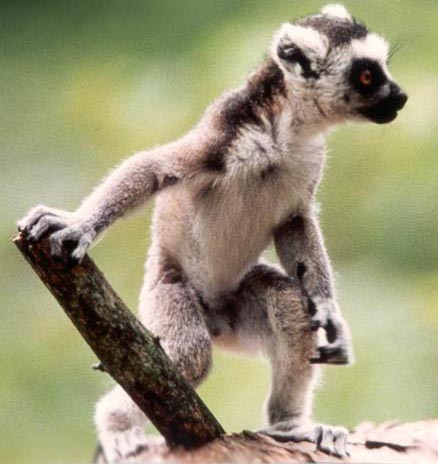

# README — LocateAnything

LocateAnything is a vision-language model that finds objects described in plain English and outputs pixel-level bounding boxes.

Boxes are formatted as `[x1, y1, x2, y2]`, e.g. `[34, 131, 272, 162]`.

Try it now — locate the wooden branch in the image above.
[94, 420, 438, 463]
[13, 232, 224, 449]
[14, 233, 438, 463]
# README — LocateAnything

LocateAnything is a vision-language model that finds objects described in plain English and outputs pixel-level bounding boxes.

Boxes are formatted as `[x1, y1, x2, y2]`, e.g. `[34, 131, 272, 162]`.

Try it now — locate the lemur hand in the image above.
[309, 299, 354, 365]
[17, 205, 96, 262]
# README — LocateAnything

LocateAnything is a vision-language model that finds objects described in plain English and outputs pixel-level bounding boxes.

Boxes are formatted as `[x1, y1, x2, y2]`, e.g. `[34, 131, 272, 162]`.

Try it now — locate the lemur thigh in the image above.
[218, 264, 348, 457]
[139, 276, 212, 386]
[274, 212, 353, 364]
[96, 275, 212, 462]
[227, 265, 317, 424]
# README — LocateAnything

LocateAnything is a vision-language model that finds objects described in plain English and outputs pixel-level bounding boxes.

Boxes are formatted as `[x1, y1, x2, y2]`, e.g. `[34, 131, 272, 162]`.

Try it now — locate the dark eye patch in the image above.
[349, 58, 387, 96]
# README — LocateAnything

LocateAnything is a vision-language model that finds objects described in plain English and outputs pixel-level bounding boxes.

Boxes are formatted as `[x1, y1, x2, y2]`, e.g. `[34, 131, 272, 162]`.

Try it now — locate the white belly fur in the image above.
[157, 126, 326, 302]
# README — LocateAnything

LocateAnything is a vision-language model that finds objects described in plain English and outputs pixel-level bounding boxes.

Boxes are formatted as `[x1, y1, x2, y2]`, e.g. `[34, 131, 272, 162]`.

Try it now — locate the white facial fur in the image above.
[351, 33, 389, 64]
[269, 5, 397, 123]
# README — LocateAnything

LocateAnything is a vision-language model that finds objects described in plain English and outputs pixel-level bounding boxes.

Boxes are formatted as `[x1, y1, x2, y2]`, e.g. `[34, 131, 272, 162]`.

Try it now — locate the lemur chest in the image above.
[182, 130, 325, 298]
[223, 126, 325, 200]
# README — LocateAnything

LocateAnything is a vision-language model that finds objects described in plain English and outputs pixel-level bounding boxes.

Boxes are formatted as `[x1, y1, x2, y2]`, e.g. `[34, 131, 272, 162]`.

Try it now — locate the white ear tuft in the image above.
[272, 23, 328, 59]
[271, 24, 328, 77]
[321, 4, 352, 21]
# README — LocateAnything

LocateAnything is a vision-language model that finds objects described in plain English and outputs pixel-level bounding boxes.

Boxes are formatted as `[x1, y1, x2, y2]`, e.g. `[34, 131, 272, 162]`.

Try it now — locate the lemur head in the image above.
[271, 4, 408, 125]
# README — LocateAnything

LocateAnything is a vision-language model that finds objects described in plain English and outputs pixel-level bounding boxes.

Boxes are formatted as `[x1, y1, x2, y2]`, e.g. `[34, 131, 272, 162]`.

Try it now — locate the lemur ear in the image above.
[321, 4, 352, 21]
[273, 24, 328, 79]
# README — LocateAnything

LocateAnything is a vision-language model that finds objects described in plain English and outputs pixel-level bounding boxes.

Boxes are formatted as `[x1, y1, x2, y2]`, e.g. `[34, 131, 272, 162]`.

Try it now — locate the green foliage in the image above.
[1, 1, 437, 462]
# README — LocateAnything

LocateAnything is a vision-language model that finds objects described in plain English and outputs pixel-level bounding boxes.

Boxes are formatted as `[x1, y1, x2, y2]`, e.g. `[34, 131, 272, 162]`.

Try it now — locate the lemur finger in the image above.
[309, 302, 330, 332]
[309, 344, 350, 365]
[28, 216, 67, 241]
[71, 234, 93, 262]
[323, 317, 338, 343]
[18, 211, 56, 233]
[310, 311, 328, 332]
[49, 229, 71, 256]
[17, 206, 64, 232]
[309, 350, 343, 365]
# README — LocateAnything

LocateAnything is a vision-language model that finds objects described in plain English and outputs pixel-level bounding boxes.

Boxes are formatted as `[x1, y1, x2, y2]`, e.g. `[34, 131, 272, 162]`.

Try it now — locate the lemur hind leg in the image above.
[219, 264, 348, 458]
[95, 269, 212, 463]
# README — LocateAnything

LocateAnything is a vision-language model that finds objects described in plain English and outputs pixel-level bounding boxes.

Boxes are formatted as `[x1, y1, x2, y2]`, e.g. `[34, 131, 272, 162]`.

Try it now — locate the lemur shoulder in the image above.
[18, 4, 407, 461]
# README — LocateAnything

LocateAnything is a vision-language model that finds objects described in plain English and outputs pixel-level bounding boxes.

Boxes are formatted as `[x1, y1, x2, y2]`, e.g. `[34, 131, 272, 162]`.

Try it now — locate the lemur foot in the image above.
[258, 423, 349, 458]
[309, 298, 354, 365]
[17, 205, 96, 262]
[99, 426, 149, 463]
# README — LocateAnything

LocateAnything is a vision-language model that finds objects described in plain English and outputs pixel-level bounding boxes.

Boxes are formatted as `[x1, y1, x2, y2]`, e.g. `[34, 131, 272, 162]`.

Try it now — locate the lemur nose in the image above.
[389, 83, 408, 110]
[394, 91, 408, 110]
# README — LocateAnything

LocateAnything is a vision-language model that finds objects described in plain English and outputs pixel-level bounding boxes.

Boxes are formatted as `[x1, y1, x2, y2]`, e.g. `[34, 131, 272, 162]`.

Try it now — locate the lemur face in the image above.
[272, 4, 408, 125]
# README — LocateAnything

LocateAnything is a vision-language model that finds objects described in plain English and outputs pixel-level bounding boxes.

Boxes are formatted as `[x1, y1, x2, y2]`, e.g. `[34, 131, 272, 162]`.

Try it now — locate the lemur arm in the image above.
[76, 146, 191, 233]
[17, 140, 211, 261]
[273, 207, 353, 364]
[274, 209, 333, 305]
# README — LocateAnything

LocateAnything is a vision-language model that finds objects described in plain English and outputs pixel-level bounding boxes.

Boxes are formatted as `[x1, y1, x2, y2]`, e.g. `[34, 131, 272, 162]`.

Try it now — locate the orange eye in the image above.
[359, 69, 373, 86]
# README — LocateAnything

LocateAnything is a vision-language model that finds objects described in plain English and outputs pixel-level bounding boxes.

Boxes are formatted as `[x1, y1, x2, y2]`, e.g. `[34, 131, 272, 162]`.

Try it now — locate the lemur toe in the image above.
[100, 427, 149, 463]
[315, 424, 349, 457]
[258, 423, 349, 458]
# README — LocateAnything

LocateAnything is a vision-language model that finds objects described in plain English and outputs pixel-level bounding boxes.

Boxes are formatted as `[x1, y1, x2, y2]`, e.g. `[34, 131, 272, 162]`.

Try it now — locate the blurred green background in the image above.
[1, 0, 437, 462]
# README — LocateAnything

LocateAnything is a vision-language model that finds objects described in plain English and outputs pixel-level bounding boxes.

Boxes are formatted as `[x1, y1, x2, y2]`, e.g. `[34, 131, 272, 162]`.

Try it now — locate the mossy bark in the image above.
[13, 233, 224, 449]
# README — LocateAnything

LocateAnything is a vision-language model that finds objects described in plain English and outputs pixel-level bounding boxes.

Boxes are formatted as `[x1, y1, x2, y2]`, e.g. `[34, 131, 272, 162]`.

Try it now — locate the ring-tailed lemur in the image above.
[18, 4, 407, 460]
